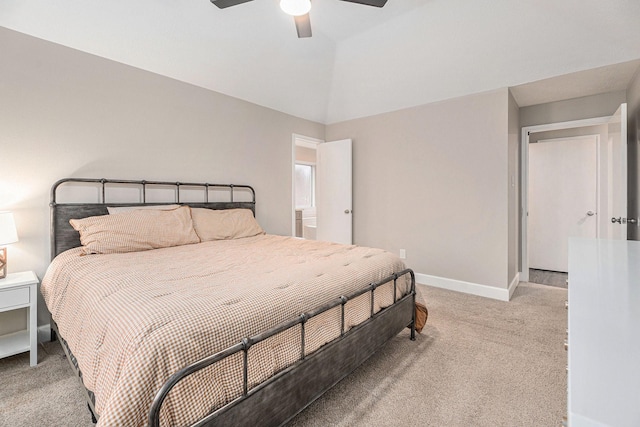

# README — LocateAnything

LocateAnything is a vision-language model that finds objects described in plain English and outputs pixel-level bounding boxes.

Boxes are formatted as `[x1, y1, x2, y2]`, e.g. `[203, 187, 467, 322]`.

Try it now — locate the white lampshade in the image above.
[280, 0, 311, 16]
[0, 212, 18, 245]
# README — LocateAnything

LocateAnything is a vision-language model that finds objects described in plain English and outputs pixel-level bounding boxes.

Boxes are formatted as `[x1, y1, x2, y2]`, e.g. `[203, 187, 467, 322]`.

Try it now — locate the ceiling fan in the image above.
[211, 0, 388, 38]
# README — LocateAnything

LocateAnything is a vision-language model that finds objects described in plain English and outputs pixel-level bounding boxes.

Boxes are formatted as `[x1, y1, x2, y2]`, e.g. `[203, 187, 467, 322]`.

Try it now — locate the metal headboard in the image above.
[50, 178, 256, 259]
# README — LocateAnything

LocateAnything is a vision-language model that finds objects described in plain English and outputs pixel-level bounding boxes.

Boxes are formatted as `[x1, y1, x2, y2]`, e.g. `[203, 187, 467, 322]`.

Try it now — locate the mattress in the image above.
[41, 234, 413, 426]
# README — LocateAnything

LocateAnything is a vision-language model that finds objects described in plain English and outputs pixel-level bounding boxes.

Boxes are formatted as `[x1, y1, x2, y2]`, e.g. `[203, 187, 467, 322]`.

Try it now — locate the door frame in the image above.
[520, 115, 611, 282]
[291, 134, 324, 237]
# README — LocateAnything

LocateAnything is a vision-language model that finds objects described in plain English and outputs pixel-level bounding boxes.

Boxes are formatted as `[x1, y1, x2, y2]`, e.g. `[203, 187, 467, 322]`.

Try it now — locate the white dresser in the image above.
[568, 238, 640, 427]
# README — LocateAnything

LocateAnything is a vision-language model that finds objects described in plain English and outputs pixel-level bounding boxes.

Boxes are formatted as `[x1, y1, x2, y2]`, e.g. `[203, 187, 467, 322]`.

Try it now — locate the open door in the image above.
[316, 139, 352, 244]
[607, 103, 628, 239]
[528, 136, 598, 272]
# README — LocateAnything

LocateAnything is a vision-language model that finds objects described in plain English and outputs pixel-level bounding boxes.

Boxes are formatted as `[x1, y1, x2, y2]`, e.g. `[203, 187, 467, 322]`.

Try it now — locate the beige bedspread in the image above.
[42, 235, 414, 426]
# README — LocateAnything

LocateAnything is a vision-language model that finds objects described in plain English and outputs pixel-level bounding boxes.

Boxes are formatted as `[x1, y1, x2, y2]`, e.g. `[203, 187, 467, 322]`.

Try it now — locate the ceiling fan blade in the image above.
[294, 14, 312, 38]
[339, 0, 387, 7]
[211, 0, 254, 9]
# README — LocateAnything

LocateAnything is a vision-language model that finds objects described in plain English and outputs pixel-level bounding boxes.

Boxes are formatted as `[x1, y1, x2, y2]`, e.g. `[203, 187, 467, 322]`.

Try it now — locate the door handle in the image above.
[586, 211, 595, 216]
[344, 209, 352, 214]
[611, 217, 627, 224]
[629, 218, 638, 224]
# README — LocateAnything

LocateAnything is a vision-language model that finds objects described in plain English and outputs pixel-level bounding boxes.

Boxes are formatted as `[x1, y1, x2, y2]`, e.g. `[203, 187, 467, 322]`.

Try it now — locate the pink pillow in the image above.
[70, 206, 199, 254]
[191, 208, 264, 241]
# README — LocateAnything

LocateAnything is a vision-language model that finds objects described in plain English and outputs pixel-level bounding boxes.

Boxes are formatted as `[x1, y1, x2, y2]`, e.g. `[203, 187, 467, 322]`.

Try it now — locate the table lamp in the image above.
[0, 212, 18, 279]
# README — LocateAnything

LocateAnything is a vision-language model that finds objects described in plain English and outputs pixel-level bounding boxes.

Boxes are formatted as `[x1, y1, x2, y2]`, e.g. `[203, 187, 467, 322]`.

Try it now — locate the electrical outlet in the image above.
[399, 249, 406, 259]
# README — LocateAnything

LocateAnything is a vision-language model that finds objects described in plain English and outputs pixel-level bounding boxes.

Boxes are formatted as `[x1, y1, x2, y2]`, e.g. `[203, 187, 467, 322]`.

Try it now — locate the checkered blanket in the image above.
[42, 235, 412, 426]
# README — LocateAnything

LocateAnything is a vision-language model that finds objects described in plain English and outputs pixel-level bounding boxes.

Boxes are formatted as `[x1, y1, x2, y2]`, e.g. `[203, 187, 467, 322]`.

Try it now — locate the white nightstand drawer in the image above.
[0, 287, 30, 310]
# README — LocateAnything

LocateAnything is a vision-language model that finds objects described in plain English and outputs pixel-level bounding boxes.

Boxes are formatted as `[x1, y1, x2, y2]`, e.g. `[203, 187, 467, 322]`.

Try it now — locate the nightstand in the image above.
[0, 271, 39, 366]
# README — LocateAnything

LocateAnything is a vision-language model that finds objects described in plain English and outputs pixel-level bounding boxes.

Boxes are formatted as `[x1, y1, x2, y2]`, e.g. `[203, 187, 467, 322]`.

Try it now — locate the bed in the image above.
[42, 178, 422, 427]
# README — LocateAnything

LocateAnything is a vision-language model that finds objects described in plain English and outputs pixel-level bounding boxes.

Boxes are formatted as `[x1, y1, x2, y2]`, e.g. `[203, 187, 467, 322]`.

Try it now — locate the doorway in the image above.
[520, 103, 628, 282]
[292, 134, 322, 240]
[291, 135, 354, 244]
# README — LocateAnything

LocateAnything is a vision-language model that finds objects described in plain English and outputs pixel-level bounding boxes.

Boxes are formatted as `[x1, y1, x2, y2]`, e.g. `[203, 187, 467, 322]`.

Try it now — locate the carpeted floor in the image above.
[0, 282, 567, 427]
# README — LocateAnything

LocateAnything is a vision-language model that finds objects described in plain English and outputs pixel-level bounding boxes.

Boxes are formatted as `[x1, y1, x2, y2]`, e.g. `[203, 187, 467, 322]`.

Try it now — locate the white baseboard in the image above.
[415, 273, 513, 301]
[37, 324, 51, 343]
[508, 273, 520, 300]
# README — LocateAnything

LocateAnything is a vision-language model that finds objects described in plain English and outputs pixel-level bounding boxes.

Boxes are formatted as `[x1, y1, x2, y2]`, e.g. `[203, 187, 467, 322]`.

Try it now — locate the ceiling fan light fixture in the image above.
[280, 0, 311, 16]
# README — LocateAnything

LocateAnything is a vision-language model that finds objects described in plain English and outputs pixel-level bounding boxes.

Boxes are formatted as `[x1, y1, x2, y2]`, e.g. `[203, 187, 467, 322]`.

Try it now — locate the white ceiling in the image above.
[1, 0, 640, 124]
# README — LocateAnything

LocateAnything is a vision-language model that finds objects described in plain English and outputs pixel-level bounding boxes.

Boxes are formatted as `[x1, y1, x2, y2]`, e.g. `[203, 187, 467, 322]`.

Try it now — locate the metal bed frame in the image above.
[49, 178, 416, 427]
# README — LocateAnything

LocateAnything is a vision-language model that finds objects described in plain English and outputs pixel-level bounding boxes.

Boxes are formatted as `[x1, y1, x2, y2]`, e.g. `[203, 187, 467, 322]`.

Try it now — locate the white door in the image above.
[316, 139, 352, 244]
[607, 103, 628, 239]
[528, 137, 598, 272]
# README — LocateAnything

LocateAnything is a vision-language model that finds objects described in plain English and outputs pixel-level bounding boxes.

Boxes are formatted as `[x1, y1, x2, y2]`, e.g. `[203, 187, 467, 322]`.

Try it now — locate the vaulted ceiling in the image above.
[2, 0, 640, 124]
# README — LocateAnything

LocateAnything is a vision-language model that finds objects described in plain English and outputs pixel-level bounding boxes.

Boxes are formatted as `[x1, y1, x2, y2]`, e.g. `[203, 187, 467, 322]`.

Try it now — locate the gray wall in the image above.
[520, 91, 627, 128]
[0, 28, 325, 334]
[628, 69, 640, 240]
[326, 89, 512, 290]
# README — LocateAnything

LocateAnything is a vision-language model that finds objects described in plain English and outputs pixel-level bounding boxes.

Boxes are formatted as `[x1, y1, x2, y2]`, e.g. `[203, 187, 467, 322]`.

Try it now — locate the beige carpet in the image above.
[0, 282, 567, 427]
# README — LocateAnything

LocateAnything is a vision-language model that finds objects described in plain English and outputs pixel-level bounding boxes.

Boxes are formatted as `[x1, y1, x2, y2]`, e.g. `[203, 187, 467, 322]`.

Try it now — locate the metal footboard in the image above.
[149, 269, 416, 427]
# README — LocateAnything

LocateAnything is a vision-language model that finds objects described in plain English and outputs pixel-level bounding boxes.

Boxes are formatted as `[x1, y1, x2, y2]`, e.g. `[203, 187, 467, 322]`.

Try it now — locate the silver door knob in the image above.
[344, 209, 351, 214]
[586, 211, 595, 216]
[628, 218, 638, 224]
[611, 217, 622, 224]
